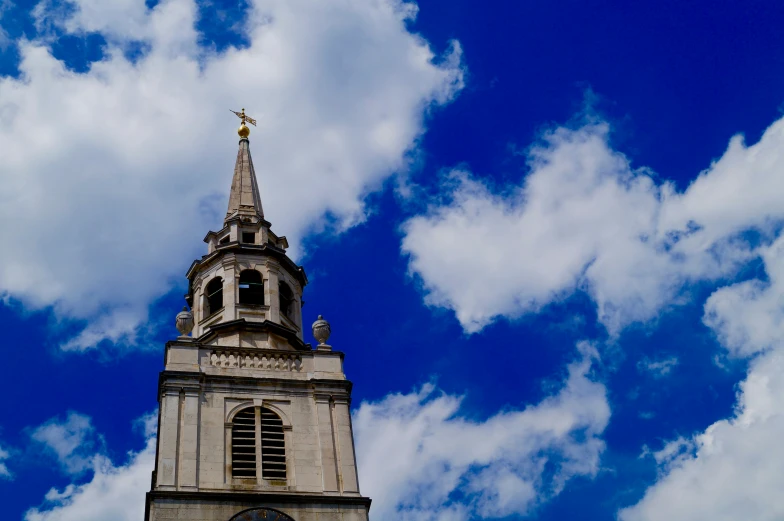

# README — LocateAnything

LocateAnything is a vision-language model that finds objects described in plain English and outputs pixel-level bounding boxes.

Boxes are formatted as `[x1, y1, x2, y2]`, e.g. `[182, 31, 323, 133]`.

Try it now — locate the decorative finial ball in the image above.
[312, 315, 331, 346]
[175, 306, 194, 337]
[238, 123, 250, 138]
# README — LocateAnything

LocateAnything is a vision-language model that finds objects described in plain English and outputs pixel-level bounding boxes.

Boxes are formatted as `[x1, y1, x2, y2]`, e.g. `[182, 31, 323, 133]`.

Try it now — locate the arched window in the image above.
[228, 508, 295, 521]
[205, 277, 223, 315]
[279, 281, 295, 320]
[239, 270, 264, 305]
[231, 407, 287, 481]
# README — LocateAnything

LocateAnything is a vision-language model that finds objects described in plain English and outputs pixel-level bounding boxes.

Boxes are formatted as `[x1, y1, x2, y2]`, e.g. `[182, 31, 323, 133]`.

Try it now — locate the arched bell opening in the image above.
[238, 269, 265, 305]
[279, 281, 295, 321]
[205, 276, 224, 316]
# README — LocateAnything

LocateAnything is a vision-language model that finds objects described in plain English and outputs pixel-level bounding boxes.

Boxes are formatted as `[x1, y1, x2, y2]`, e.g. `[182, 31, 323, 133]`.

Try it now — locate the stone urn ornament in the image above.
[312, 315, 331, 350]
[175, 306, 194, 338]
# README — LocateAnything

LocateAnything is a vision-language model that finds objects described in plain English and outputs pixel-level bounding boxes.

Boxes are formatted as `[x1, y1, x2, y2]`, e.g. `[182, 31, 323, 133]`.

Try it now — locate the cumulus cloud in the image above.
[0, 0, 463, 350]
[354, 343, 610, 520]
[402, 117, 784, 333]
[400, 111, 784, 519]
[30, 412, 102, 475]
[25, 412, 155, 521]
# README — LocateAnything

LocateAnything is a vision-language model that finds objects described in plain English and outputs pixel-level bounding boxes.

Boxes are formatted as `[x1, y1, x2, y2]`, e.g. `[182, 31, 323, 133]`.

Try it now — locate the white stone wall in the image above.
[155, 343, 359, 499]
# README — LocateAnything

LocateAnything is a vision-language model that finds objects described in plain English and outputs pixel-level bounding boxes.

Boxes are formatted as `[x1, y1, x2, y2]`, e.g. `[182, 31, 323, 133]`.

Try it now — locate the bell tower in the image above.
[145, 112, 371, 521]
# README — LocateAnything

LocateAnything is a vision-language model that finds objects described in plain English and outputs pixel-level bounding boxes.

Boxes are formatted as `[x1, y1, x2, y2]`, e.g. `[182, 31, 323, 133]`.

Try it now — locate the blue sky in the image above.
[1, 0, 784, 519]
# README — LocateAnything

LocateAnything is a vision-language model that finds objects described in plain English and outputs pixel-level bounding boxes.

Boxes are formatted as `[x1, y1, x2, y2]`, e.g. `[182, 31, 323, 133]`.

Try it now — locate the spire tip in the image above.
[231, 108, 257, 139]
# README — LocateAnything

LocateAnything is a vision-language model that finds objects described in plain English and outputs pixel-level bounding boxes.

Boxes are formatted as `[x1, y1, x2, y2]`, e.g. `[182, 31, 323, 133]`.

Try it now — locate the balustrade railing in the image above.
[208, 349, 303, 372]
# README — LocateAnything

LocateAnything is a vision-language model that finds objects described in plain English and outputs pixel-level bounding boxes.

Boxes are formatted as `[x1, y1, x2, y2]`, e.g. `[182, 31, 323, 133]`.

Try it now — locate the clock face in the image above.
[230, 508, 295, 521]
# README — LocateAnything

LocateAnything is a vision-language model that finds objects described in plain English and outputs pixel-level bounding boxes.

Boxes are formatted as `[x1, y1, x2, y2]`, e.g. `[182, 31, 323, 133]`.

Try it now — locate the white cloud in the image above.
[402, 117, 784, 334]
[0, 0, 12, 51]
[702, 235, 784, 358]
[399, 111, 784, 519]
[619, 235, 784, 521]
[25, 412, 155, 521]
[0, 0, 463, 349]
[640, 436, 694, 470]
[0, 442, 12, 479]
[620, 350, 784, 521]
[637, 356, 679, 378]
[34, 0, 151, 41]
[354, 342, 610, 520]
[30, 412, 102, 475]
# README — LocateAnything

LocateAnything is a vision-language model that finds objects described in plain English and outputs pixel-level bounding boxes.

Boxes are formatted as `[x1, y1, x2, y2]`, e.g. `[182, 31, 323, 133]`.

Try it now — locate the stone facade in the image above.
[145, 133, 370, 521]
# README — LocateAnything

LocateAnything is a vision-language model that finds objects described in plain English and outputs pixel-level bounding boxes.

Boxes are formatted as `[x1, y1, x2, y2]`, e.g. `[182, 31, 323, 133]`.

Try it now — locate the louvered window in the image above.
[231, 408, 257, 478]
[231, 407, 287, 481]
[260, 409, 286, 480]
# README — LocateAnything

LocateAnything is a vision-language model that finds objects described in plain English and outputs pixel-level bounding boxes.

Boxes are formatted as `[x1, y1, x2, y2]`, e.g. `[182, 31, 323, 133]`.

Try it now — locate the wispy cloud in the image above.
[25, 411, 156, 521]
[0, 442, 12, 480]
[30, 412, 103, 475]
[637, 356, 679, 378]
[0, 0, 14, 51]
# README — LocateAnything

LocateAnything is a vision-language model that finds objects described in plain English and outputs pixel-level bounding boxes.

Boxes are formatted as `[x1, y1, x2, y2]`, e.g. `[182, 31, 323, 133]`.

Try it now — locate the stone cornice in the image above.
[158, 370, 353, 387]
[157, 372, 354, 402]
[145, 490, 371, 521]
[203, 220, 272, 243]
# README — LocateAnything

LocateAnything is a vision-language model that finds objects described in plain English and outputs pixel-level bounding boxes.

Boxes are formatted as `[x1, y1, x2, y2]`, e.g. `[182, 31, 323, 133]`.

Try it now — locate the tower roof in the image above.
[225, 137, 264, 224]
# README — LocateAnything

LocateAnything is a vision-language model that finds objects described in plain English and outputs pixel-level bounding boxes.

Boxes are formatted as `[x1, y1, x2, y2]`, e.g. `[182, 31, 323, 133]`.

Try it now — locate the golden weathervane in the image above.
[231, 108, 257, 138]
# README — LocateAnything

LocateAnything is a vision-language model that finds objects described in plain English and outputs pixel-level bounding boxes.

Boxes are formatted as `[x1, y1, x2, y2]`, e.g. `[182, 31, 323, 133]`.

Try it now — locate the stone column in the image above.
[294, 284, 304, 340]
[193, 277, 204, 337]
[228, 222, 239, 242]
[266, 262, 281, 323]
[178, 387, 201, 489]
[222, 259, 237, 322]
[315, 394, 339, 493]
[333, 396, 360, 494]
[259, 225, 269, 245]
[156, 389, 181, 489]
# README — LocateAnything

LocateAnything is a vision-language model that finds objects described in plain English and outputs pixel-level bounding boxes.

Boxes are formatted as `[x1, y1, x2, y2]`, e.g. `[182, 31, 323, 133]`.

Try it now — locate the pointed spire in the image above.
[225, 137, 264, 224]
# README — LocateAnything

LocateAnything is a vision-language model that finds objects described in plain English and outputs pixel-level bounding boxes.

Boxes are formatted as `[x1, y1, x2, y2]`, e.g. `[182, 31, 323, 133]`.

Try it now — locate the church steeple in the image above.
[225, 130, 264, 224]
[145, 110, 369, 521]
[186, 117, 305, 342]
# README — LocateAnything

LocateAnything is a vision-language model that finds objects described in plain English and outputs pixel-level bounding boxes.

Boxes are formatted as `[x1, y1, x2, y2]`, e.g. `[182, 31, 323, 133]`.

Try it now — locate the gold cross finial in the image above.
[231, 108, 257, 138]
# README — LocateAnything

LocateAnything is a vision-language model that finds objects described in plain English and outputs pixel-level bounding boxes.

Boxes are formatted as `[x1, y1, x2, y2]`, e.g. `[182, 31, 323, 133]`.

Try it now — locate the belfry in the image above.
[144, 111, 371, 521]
